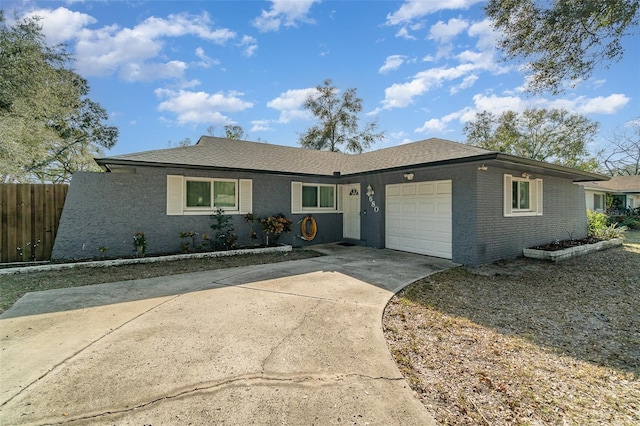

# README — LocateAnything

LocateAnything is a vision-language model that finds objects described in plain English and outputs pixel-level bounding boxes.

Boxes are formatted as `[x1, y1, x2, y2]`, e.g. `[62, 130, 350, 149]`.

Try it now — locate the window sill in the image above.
[504, 211, 542, 217]
[182, 209, 243, 216]
[298, 209, 339, 214]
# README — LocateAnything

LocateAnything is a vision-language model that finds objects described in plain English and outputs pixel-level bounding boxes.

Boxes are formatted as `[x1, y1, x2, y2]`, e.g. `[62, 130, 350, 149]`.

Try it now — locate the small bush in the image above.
[588, 210, 626, 239]
[587, 210, 608, 237]
[619, 216, 640, 230]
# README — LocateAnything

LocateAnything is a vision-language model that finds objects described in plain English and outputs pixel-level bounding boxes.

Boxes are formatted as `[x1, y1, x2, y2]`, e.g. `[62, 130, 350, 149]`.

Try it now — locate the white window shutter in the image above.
[291, 182, 303, 214]
[167, 175, 184, 215]
[239, 179, 252, 214]
[337, 184, 344, 213]
[503, 174, 512, 217]
[535, 179, 543, 215]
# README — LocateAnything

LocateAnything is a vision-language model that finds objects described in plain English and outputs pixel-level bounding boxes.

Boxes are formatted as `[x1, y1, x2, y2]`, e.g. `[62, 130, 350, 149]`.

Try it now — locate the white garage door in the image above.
[385, 180, 452, 259]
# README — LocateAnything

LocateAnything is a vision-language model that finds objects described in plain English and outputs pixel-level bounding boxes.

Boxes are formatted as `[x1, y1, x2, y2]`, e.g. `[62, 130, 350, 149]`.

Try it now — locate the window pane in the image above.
[302, 186, 318, 207]
[214, 181, 236, 207]
[186, 181, 211, 207]
[519, 181, 530, 209]
[512, 181, 518, 209]
[319, 186, 334, 207]
[594, 194, 603, 210]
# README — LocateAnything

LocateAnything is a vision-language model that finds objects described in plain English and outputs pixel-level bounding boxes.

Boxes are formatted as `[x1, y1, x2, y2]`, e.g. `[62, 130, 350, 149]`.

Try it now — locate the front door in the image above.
[343, 184, 361, 240]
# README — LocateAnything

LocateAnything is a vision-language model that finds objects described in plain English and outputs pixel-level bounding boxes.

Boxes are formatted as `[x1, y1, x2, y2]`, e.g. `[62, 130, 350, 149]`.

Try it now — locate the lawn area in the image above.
[0, 249, 319, 315]
[383, 240, 640, 425]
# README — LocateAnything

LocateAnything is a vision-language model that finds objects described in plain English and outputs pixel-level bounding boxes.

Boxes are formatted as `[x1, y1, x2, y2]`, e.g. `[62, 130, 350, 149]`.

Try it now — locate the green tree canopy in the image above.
[486, 0, 639, 94]
[464, 108, 599, 171]
[0, 11, 117, 183]
[299, 79, 383, 154]
[224, 124, 246, 140]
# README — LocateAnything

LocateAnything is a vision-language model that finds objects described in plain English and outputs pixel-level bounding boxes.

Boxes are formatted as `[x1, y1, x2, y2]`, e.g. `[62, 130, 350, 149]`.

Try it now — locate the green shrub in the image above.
[210, 209, 238, 251]
[587, 210, 608, 237]
[588, 210, 626, 239]
[620, 216, 640, 230]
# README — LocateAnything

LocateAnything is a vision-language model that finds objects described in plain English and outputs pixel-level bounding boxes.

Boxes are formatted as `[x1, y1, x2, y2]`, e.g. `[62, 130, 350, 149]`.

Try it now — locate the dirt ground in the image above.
[384, 241, 640, 425]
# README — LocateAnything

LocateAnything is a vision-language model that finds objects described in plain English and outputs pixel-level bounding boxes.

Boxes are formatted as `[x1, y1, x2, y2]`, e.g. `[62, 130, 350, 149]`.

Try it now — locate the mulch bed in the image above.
[530, 237, 603, 251]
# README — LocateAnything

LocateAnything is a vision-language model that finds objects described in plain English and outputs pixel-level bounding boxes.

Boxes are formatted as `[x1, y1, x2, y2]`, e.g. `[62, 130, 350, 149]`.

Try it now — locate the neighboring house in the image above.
[52, 137, 606, 266]
[580, 175, 640, 213]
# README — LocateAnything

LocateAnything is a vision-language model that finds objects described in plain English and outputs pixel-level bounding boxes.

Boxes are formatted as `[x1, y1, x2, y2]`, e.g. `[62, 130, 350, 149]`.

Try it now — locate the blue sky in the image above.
[4, 0, 639, 157]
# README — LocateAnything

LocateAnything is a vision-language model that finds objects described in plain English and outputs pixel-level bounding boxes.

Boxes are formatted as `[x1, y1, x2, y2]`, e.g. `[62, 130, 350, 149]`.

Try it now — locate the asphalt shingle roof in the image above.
[97, 136, 494, 176]
[581, 175, 640, 192]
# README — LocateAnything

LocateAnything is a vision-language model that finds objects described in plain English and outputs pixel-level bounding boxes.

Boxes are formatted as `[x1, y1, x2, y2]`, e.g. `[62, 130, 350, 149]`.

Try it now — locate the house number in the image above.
[366, 185, 380, 213]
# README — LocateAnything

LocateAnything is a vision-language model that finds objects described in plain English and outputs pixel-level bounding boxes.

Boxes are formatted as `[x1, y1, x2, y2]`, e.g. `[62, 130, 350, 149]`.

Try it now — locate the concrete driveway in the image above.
[0, 245, 456, 425]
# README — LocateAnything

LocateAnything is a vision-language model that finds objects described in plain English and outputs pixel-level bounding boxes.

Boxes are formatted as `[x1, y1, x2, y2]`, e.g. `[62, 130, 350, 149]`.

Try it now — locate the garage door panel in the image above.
[387, 185, 402, 196]
[402, 219, 417, 231]
[418, 200, 435, 214]
[402, 202, 417, 214]
[436, 202, 451, 214]
[417, 182, 434, 195]
[387, 203, 402, 214]
[401, 184, 416, 196]
[387, 218, 402, 230]
[416, 220, 435, 233]
[387, 235, 400, 246]
[399, 237, 417, 249]
[436, 181, 452, 194]
[386, 180, 452, 259]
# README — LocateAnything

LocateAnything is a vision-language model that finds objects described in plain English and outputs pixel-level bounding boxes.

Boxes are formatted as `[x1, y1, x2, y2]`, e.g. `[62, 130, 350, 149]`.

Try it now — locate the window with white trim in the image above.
[167, 175, 252, 215]
[503, 174, 543, 217]
[291, 182, 338, 213]
[593, 193, 605, 211]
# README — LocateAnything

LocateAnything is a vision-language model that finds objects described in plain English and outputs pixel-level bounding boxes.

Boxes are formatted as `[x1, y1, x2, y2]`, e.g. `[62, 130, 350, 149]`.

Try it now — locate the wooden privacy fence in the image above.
[0, 184, 68, 263]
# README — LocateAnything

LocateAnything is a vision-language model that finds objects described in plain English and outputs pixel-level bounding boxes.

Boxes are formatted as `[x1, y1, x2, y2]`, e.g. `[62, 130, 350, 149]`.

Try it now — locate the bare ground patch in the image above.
[383, 244, 640, 425]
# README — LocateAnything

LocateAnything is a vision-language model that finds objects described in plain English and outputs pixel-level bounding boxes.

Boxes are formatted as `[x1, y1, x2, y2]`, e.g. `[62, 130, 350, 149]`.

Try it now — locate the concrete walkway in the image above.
[0, 245, 456, 425]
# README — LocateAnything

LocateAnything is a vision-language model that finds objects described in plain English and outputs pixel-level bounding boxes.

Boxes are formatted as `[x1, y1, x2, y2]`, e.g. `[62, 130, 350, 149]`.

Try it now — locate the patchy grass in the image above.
[0, 249, 320, 315]
[384, 243, 640, 425]
[625, 229, 640, 244]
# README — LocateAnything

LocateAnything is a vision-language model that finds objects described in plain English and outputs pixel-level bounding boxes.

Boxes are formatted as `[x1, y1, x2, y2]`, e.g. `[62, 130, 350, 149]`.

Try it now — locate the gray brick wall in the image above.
[347, 165, 477, 264]
[52, 163, 588, 266]
[52, 169, 343, 260]
[474, 166, 587, 265]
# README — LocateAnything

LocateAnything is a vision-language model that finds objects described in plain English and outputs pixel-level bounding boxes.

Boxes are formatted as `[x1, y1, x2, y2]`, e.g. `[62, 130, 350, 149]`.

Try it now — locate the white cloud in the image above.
[194, 47, 220, 69]
[252, 0, 320, 32]
[415, 118, 447, 133]
[428, 18, 468, 43]
[386, 0, 483, 26]
[395, 21, 425, 39]
[428, 19, 469, 59]
[155, 89, 253, 125]
[59, 11, 236, 80]
[467, 18, 498, 51]
[267, 88, 317, 122]
[415, 111, 461, 134]
[379, 55, 406, 74]
[120, 60, 187, 82]
[379, 16, 508, 111]
[395, 27, 417, 40]
[465, 93, 524, 119]
[390, 131, 410, 140]
[250, 120, 273, 132]
[380, 64, 477, 109]
[573, 94, 630, 115]
[239, 35, 258, 57]
[450, 74, 479, 94]
[467, 93, 630, 117]
[432, 92, 632, 128]
[26, 7, 96, 44]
